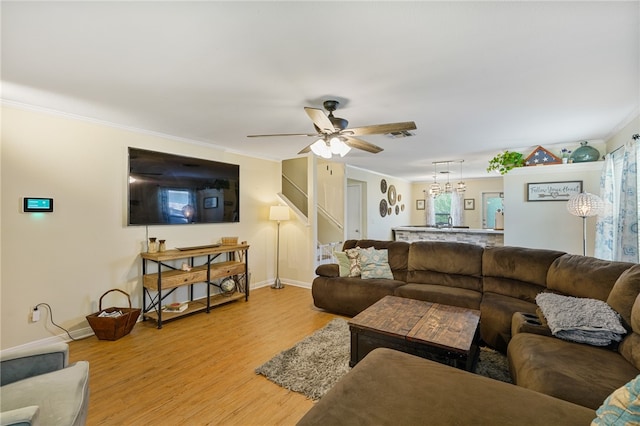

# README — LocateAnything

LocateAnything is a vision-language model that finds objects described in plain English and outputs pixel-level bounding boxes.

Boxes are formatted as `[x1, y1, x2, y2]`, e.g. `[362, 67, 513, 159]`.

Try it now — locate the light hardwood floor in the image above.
[68, 285, 342, 425]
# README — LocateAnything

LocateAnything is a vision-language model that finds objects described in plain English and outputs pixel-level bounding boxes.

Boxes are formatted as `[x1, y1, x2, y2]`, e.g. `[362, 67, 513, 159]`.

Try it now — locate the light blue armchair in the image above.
[0, 343, 89, 426]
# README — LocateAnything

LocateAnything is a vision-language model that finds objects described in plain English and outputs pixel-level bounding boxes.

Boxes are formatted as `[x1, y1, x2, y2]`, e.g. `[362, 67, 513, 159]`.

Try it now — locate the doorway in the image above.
[482, 192, 504, 229]
[347, 182, 365, 240]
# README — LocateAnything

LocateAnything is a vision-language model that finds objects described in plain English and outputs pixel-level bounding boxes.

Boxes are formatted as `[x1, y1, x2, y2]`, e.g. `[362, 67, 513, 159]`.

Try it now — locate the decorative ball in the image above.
[220, 278, 236, 294]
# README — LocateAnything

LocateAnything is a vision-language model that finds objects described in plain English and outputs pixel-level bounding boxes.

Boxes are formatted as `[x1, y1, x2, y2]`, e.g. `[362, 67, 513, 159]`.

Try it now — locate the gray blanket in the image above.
[535, 293, 627, 346]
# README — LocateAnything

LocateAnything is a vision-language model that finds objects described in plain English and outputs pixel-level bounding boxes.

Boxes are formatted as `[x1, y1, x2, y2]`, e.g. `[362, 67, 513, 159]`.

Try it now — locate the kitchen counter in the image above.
[393, 226, 504, 247]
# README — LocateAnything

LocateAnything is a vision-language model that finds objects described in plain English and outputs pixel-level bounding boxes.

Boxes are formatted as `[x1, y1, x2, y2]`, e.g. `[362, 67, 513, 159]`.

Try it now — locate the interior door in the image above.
[347, 184, 363, 240]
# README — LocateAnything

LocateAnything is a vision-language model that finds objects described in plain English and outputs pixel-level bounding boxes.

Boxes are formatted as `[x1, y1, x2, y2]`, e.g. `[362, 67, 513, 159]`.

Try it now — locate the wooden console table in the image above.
[141, 243, 249, 328]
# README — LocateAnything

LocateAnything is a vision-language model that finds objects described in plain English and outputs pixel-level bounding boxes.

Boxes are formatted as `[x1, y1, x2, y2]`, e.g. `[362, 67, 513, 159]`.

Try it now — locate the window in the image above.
[434, 193, 452, 226]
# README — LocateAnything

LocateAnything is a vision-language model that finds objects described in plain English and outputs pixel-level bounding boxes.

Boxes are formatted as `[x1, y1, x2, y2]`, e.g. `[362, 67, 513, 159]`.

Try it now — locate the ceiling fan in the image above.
[247, 100, 417, 158]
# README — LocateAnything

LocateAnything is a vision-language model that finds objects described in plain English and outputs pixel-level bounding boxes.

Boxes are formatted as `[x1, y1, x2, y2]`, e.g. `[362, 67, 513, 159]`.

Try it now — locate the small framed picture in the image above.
[416, 199, 425, 210]
[464, 199, 475, 210]
[203, 196, 218, 209]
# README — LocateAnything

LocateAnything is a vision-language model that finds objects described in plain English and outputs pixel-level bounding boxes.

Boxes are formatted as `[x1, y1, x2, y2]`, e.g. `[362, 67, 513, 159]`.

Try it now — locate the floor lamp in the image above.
[270, 205, 289, 289]
[566, 192, 604, 256]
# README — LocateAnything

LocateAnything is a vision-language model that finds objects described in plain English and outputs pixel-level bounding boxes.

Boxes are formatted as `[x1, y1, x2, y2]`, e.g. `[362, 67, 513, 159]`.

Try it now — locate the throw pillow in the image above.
[592, 375, 640, 425]
[359, 247, 394, 280]
[333, 251, 351, 277]
[345, 247, 362, 277]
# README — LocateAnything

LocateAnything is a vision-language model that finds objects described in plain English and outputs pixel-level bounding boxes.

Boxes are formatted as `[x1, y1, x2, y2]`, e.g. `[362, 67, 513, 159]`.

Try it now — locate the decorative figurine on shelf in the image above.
[148, 237, 158, 253]
[560, 148, 572, 164]
[158, 240, 166, 252]
[181, 263, 192, 272]
[570, 141, 600, 163]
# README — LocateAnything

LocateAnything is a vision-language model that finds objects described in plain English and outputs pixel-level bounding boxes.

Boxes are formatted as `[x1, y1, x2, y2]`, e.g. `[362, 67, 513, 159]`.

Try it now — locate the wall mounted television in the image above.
[128, 148, 239, 225]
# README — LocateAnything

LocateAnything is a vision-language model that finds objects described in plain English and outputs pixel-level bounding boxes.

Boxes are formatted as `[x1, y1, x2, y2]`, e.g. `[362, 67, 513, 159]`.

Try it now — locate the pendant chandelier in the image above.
[457, 160, 466, 193]
[429, 160, 465, 197]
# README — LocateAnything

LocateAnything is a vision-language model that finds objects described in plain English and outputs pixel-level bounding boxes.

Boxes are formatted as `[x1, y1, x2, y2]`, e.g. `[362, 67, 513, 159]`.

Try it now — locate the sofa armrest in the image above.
[315, 264, 340, 278]
[0, 406, 40, 426]
[0, 343, 69, 386]
[511, 312, 552, 337]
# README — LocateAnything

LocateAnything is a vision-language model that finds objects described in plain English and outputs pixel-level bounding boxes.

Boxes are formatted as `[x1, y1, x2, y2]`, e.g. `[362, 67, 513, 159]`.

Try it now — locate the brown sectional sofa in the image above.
[297, 348, 596, 426]
[311, 239, 640, 413]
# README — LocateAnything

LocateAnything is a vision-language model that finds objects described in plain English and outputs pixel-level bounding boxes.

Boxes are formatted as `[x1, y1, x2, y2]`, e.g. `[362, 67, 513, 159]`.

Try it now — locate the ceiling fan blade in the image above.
[298, 144, 312, 154]
[247, 132, 318, 138]
[346, 121, 416, 136]
[304, 107, 335, 134]
[343, 136, 384, 154]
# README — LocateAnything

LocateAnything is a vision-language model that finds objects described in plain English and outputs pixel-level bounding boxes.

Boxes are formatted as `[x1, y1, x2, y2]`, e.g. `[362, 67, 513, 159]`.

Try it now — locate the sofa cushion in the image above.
[508, 333, 639, 410]
[297, 348, 596, 426]
[0, 361, 89, 426]
[480, 292, 538, 353]
[607, 264, 640, 329]
[483, 246, 565, 287]
[408, 241, 483, 281]
[547, 254, 633, 301]
[618, 294, 640, 371]
[592, 374, 640, 425]
[359, 247, 394, 280]
[343, 240, 410, 281]
[394, 284, 481, 310]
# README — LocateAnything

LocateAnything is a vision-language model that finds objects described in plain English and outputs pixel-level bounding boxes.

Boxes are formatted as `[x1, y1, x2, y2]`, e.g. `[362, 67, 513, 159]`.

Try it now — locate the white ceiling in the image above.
[2, 1, 639, 181]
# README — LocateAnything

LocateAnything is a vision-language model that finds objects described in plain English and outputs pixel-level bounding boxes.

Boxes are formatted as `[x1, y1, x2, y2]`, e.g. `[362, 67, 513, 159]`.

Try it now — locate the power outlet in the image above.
[31, 307, 40, 322]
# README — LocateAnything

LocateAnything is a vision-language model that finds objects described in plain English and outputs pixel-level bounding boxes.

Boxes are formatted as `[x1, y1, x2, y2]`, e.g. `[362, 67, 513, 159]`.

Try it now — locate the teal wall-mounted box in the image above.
[23, 197, 53, 212]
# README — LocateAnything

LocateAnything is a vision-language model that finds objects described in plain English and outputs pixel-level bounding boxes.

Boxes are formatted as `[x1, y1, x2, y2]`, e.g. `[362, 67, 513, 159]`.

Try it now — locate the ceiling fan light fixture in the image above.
[329, 137, 351, 157]
[310, 139, 332, 159]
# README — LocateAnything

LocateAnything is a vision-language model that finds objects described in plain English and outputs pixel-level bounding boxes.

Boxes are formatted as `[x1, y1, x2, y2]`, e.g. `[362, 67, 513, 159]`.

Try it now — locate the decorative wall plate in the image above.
[395, 205, 400, 215]
[401, 204, 405, 211]
[380, 179, 387, 194]
[388, 207, 392, 215]
[388, 185, 397, 206]
[379, 199, 388, 217]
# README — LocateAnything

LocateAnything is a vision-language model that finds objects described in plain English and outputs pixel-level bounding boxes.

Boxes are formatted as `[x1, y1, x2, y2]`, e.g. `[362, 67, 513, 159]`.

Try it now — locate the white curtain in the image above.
[424, 195, 436, 226]
[450, 192, 464, 226]
[595, 139, 639, 262]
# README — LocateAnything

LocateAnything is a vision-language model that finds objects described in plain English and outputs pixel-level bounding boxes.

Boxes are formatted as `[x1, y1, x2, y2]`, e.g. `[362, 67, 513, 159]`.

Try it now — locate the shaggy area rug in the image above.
[255, 318, 512, 400]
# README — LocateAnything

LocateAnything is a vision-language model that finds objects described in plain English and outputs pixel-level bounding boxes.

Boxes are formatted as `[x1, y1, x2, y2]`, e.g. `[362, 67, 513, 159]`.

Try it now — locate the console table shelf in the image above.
[143, 292, 246, 323]
[141, 243, 249, 328]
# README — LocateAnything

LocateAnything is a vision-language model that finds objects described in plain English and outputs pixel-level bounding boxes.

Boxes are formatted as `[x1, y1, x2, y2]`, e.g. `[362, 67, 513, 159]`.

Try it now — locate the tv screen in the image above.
[128, 148, 239, 225]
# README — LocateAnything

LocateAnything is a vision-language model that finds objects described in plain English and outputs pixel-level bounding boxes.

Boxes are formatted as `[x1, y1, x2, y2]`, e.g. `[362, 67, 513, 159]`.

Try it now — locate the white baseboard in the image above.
[2, 278, 312, 354]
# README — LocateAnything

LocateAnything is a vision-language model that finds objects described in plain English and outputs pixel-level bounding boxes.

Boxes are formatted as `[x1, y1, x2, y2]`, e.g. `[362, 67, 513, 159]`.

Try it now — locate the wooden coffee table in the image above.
[348, 295, 481, 371]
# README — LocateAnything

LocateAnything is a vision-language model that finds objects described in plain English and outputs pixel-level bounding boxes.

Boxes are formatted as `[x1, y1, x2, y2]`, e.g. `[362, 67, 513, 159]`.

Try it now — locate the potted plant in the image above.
[487, 151, 525, 175]
[560, 148, 572, 164]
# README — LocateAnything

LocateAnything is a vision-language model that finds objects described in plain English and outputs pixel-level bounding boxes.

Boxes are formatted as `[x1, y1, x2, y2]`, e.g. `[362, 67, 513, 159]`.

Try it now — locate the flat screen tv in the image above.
[128, 148, 239, 225]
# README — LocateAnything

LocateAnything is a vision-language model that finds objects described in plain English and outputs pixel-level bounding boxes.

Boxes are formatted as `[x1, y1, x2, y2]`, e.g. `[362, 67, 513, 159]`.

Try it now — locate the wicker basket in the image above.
[86, 289, 141, 341]
[221, 236, 238, 245]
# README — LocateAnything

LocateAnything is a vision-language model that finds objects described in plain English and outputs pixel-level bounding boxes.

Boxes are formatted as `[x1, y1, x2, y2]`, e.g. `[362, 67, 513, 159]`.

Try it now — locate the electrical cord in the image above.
[34, 303, 80, 341]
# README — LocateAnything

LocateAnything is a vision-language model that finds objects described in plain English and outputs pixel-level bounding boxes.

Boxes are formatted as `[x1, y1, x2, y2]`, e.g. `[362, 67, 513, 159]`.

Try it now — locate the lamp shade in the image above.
[566, 192, 604, 218]
[269, 205, 290, 221]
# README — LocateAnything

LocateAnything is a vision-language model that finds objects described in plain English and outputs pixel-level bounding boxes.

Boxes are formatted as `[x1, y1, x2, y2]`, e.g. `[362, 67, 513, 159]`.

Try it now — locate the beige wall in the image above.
[346, 166, 412, 241]
[503, 162, 603, 255]
[1, 105, 290, 349]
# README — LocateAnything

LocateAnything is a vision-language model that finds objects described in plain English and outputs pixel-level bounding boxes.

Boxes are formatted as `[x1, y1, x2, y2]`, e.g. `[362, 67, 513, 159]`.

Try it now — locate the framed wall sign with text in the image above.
[527, 181, 582, 201]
